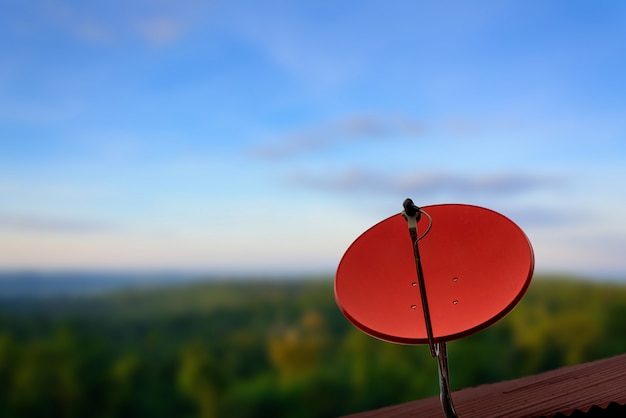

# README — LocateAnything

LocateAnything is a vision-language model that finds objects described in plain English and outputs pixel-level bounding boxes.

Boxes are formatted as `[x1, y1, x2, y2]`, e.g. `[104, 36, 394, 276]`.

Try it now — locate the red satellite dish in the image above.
[335, 203, 534, 345]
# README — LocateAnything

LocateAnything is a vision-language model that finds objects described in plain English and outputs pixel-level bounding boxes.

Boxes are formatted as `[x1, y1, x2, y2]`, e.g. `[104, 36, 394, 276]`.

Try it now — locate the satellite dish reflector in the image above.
[334, 202, 534, 417]
[335, 203, 534, 344]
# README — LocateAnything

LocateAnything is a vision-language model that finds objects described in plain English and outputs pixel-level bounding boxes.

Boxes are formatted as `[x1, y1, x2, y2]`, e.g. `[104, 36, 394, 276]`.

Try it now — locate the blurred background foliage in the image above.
[0, 275, 625, 418]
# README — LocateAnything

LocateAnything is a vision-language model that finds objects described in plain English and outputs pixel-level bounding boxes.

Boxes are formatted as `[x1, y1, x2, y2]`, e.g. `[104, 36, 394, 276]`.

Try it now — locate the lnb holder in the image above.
[402, 198, 421, 218]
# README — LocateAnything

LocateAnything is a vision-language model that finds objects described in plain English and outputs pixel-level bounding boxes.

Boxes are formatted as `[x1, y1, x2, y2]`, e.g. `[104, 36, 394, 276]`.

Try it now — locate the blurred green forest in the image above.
[0, 275, 625, 418]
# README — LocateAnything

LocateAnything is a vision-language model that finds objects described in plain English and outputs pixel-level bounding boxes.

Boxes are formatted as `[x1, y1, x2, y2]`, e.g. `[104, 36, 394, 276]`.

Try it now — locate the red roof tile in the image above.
[342, 353, 626, 417]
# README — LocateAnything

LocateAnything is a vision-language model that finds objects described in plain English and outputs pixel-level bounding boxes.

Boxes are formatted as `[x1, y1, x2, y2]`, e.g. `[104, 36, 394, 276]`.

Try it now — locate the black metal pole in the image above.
[436, 342, 458, 418]
[402, 199, 458, 418]
[402, 198, 436, 357]
[413, 233, 437, 358]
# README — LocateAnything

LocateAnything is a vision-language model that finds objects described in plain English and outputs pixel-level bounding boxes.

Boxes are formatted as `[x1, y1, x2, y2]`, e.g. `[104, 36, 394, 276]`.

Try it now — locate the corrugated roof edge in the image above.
[341, 353, 626, 418]
[552, 402, 626, 417]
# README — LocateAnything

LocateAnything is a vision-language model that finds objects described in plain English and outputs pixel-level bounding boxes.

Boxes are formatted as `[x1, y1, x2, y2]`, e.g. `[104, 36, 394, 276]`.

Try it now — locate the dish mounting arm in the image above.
[402, 198, 458, 418]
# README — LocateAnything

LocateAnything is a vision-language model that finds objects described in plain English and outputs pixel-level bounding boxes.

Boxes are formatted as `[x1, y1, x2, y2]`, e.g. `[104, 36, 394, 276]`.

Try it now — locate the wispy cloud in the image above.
[287, 169, 561, 198]
[41, 0, 114, 44]
[39, 1, 194, 46]
[0, 100, 82, 123]
[74, 20, 114, 43]
[0, 214, 118, 233]
[135, 17, 186, 46]
[251, 114, 425, 159]
[503, 207, 579, 228]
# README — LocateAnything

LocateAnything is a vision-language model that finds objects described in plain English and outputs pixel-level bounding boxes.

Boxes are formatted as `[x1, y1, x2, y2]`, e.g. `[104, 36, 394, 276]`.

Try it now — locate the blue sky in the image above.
[1, 1, 625, 278]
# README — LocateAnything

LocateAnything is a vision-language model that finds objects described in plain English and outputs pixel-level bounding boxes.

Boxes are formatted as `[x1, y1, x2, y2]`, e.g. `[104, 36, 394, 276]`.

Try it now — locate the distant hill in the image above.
[0, 270, 212, 297]
[0, 274, 624, 418]
[0, 270, 622, 298]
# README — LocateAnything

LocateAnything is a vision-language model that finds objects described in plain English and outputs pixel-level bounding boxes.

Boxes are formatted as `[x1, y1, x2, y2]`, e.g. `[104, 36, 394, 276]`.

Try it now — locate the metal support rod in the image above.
[436, 343, 458, 418]
[403, 199, 458, 417]
[413, 234, 437, 358]
[402, 198, 436, 358]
